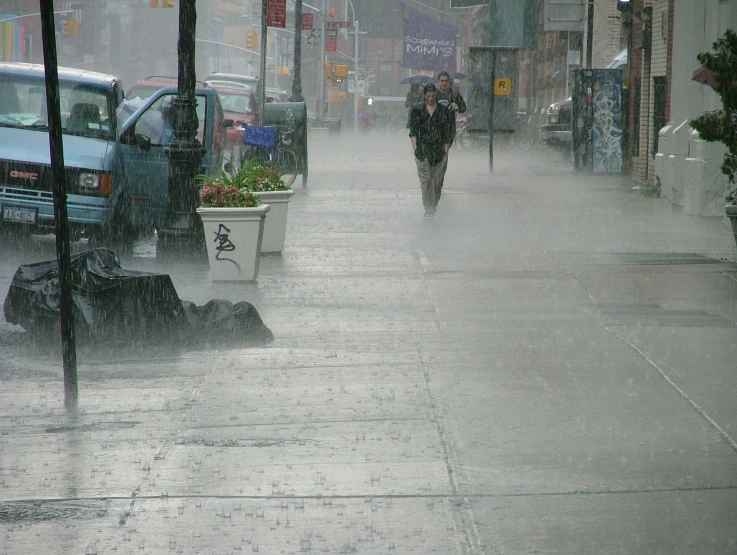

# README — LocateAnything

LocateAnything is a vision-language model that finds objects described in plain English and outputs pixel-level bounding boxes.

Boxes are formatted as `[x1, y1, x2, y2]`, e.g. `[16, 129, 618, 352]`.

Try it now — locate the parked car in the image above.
[205, 72, 261, 104]
[0, 62, 231, 246]
[0, 62, 124, 241]
[265, 87, 289, 103]
[207, 81, 259, 160]
[541, 97, 572, 149]
[126, 75, 208, 101]
[126, 75, 228, 169]
[114, 86, 230, 242]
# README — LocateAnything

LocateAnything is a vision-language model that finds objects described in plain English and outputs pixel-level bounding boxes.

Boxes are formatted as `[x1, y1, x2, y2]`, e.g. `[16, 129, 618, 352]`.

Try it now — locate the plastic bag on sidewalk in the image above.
[3, 248, 273, 346]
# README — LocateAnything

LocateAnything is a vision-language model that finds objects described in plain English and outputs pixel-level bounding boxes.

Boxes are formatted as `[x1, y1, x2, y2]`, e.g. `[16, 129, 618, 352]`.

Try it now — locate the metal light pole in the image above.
[167, 0, 204, 239]
[318, 0, 326, 119]
[290, 0, 304, 102]
[353, 19, 359, 133]
[259, 0, 268, 119]
[274, 32, 279, 85]
[586, 0, 594, 68]
[39, 0, 77, 408]
[343, 0, 359, 132]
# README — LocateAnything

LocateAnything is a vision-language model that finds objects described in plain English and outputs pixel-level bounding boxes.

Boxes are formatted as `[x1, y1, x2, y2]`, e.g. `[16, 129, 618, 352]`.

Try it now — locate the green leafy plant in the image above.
[690, 29, 737, 204]
[196, 170, 262, 208]
[642, 176, 662, 198]
[234, 159, 290, 192]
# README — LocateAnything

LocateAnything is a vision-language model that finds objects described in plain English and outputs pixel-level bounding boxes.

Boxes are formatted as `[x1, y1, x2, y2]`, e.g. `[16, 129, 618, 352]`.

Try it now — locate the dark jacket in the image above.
[409, 102, 453, 166]
[436, 87, 466, 114]
[436, 87, 466, 145]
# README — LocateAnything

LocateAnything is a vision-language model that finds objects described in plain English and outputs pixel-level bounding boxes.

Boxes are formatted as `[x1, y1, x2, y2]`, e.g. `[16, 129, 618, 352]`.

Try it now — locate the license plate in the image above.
[2, 206, 37, 224]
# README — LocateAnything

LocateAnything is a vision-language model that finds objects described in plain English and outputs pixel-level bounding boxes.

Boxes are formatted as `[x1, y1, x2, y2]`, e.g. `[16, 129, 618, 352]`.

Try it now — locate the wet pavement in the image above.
[1, 132, 737, 554]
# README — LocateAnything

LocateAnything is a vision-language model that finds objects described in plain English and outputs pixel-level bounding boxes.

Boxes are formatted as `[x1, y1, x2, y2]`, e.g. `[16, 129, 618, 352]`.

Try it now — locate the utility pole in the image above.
[39, 0, 78, 408]
[259, 0, 268, 119]
[318, 0, 326, 119]
[586, 0, 594, 69]
[274, 33, 279, 86]
[353, 19, 359, 133]
[290, 0, 304, 102]
[565, 31, 570, 98]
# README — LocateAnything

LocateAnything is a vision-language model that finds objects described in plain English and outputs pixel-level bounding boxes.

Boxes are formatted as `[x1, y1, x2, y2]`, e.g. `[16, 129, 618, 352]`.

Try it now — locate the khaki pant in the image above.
[415, 154, 448, 213]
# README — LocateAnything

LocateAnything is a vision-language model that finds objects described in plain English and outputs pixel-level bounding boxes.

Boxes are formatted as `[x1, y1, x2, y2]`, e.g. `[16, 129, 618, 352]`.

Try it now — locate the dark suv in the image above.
[541, 97, 572, 149]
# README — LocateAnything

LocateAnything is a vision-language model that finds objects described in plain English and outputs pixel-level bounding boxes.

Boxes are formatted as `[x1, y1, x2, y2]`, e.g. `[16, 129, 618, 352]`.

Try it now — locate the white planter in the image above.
[196, 205, 270, 281]
[257, 189, 295, 253]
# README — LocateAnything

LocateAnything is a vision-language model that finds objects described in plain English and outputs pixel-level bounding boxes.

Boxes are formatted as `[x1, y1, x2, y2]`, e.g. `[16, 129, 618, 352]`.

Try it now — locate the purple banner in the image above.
[401, 4, 457, 73]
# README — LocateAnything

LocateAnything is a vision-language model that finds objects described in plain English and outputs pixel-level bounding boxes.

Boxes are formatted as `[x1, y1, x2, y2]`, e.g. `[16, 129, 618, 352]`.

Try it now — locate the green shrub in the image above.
[690, 30, 737, 204]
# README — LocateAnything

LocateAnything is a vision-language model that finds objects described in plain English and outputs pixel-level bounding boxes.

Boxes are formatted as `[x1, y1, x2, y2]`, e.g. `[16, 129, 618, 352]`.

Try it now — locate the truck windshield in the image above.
[0, 78, 115, 140]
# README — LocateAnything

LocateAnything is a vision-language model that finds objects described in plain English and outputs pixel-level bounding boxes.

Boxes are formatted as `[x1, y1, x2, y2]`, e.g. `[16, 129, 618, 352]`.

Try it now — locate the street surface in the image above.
[1, 131, 737, 554]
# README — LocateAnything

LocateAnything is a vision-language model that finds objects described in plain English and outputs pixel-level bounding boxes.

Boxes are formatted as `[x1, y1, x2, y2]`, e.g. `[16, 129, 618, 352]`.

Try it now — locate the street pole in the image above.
[586, 0, 594, 69]
[565, 31, 570, 99]
[318, 0, 326, 119]
[259, 0, 268, 119]
[489, 49, 496, 174]
[489, 67, 495, 174]
[353, 19, 359, 133]
[290, 0, 304, 102]
[167, 0, 204, 242]
[39, 0, 78, 408]
[274, 33, 279, 86]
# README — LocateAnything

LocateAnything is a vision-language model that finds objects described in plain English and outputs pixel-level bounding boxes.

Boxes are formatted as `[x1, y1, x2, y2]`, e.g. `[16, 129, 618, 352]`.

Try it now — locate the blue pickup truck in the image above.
[0, 62, 228, 246]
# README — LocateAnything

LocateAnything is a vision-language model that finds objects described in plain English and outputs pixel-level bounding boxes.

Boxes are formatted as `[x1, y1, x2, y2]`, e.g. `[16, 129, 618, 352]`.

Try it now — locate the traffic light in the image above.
[163, 0, 175, 7]
[616, 0, 631, 13]
[246, 32, 258, 50]
[61, 18, 78, 37]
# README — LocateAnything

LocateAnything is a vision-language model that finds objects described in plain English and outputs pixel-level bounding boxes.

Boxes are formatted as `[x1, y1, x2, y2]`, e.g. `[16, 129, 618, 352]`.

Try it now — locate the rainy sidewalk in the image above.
[1, 132, 737, 554]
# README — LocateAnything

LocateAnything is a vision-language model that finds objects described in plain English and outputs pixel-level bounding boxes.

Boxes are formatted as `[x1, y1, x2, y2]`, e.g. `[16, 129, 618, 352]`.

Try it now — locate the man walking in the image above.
[409, 83, 453, 219]
[436, 71, 466, 147]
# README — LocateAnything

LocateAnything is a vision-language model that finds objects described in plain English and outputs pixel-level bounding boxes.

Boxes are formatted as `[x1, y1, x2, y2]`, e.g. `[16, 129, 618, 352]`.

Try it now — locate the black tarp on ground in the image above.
[3, 248, 273, 345]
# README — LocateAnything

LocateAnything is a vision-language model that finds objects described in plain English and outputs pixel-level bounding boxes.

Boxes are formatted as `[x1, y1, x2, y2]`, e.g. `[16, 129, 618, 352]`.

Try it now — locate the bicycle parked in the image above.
[455, 116, 489, 151]
[456, 110, 548, 153]
[242, 125, 299, 187]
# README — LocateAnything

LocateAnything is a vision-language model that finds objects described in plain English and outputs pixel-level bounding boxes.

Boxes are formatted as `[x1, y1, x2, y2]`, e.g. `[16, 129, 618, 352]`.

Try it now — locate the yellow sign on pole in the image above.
[494, 78, 512, 96]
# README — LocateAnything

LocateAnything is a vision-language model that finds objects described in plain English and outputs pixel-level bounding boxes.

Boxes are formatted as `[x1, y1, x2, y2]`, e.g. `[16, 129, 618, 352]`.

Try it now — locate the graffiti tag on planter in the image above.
[213, 223, 241, 272]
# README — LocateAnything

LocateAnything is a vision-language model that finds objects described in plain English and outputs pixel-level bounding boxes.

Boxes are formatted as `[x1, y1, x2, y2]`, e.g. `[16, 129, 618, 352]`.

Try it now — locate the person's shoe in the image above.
[424, 211, 434, 219]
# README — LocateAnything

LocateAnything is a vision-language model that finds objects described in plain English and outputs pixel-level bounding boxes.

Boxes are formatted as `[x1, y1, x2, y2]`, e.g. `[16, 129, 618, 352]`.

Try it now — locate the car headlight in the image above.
[79, 172, 99, 190]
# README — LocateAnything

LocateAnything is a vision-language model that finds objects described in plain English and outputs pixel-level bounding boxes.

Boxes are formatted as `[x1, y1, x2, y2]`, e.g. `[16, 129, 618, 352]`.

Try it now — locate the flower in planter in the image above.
[197, 171, 262, 208]
[233, 159, 291, 192]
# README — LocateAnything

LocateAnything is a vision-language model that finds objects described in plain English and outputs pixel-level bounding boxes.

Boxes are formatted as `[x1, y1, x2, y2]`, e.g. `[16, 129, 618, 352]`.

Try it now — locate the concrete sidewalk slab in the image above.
[1, 132, 736, 554]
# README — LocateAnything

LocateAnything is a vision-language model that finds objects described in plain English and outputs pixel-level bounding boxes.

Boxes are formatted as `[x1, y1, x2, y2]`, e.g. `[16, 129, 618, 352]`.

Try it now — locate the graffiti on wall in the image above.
[591, 70, 623, 174]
